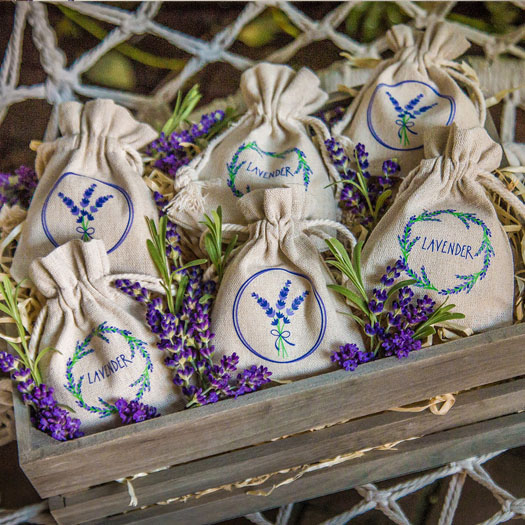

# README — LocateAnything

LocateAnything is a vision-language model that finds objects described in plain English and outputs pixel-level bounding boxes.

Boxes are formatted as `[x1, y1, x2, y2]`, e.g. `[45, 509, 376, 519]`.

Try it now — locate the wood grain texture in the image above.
[16, 322, 525, 497]
[49, 376, 525, 525]
[83, 412, 525, 525]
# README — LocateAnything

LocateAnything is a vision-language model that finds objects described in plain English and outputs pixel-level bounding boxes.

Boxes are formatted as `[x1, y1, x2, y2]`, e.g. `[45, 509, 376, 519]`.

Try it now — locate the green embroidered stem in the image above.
[275, 319, 289, 359]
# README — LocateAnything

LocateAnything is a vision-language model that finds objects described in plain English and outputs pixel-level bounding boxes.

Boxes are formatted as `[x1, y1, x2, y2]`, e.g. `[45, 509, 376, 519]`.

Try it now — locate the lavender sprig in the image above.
[116, 216, 270, 407]
[0, 352, 83, 441]
[146, 215, 206, 314]
[0, 166, 38, 210]
[115, 398, 160, 424]
[325, 238, 465, 370]
[147, 98, 234, 179]
[325, 140, 399, 229]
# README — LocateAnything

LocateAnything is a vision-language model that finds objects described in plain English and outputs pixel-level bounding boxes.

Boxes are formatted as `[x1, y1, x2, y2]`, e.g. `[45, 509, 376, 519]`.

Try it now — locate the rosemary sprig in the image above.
[201, 206, 238, 283]
[0, 276, 53, 385]
[146, 216, 206, 314]
[162, 84, 202, 136]
[325, 238, 465, 356]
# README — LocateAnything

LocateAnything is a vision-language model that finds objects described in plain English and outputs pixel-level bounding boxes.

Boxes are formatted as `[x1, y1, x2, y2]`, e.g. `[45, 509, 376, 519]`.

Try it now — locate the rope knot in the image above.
[120, 14, 149, 35]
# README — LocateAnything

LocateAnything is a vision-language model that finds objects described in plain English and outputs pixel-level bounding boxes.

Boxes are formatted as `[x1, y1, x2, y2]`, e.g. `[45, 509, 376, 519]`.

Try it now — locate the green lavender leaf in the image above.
[387, 279, 417, 299]
[162, 84, 202, 136]
[201, 206, 237, 283]
[174, 275, 189, 315]
[328, 284, 369, 314]
[174, 259, 207, 273]
[373, 189, 392, 217]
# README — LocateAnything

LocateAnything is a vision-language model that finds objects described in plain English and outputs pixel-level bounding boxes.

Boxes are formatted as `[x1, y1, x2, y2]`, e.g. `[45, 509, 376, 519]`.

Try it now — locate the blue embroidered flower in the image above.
[386, 91, 438, 146]
[58, 183, 114, 242]
[252, 281, 309, 359]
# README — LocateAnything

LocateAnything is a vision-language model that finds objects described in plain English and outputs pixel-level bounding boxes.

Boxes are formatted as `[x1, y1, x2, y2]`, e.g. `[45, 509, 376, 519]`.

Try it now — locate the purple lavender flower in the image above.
[0, 165, 38, 210]
[116, 263, 271, 408]
[147, 110, 226, 178]
[326, 141, 399, 228]
[332, 258, 444, 373]
[115, 398, 160, 424]
[234, 365, 272, 397]
[2, 353, 83, 440]
[316, 106, 345, 128]
[331, 343, 375, 371]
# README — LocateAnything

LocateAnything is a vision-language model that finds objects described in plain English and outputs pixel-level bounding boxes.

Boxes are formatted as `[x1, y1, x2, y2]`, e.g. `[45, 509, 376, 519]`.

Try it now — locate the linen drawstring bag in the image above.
[11, 99, 159, 282]
[29, 239, 176, 433]
[166, 63, 340, 236]
[332, 22, 485, 176]
[362, 124, 525, 333]
[211, 186, 365, 381]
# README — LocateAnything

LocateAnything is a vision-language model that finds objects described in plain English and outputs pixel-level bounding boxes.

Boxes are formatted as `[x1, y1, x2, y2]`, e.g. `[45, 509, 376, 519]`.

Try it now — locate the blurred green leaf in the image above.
[346, 3, 368, 36]
[485, 1, 521, 32]
[57, 5, 185, 70]
[85, 51, 135, 90]
[238, 14, 281, 47]
[238, 8, 299, 47]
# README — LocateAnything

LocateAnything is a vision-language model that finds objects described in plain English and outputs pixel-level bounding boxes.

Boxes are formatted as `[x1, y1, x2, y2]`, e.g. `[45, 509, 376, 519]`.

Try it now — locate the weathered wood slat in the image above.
[15, 322, 525, 497]
[84, 411, 525, 525]
[49, 376, 525, 525]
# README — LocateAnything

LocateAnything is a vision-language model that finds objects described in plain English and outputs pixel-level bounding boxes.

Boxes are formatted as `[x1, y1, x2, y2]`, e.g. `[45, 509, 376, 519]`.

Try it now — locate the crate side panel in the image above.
[84, 412, 525, 525]
[50, 377, 525, 524]
[20, 324, 525, 497]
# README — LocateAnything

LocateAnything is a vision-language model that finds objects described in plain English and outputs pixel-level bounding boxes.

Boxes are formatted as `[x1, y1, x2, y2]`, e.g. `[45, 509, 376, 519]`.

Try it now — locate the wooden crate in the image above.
[12, 322, 525, 524]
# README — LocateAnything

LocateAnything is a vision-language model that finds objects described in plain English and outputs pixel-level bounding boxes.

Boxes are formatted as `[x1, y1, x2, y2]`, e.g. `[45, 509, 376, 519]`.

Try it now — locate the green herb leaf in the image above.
[162, 84, 202, 136]
[174, 275, 189, 314]
[328, 284, 369, 314]
[174, 259, 207, 273]
[387, 279, 417, 299]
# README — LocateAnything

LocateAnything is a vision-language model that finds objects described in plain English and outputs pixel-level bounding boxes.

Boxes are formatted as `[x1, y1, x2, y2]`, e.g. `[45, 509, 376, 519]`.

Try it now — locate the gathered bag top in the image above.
[361, 124, 524, 332]
[332, 22, 485, 176]
[166, 63, 340, 237]
[211, 186, 364, 381]
[11, 99, 159, 282]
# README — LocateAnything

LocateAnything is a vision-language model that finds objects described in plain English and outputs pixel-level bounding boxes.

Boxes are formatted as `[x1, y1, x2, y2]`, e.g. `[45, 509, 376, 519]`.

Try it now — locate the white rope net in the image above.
[0, 2, 524, 524]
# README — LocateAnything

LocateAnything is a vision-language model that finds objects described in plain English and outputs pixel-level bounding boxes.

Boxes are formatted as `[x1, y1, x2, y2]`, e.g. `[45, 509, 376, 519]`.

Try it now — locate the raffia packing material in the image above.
[332, 22, 485, 176]
[211, 186, 365, 381]
[362, 124, 525, 333]
[166, 63, 340, 238]
[28, 239, 177, 433]
[11, 99, 159, 282]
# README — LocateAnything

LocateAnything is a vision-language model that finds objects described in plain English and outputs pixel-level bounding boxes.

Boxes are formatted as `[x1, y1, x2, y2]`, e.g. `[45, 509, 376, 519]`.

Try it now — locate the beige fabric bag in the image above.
[211, 186, 364, 381]
[29, 240, 176, 433]
[166, 63, 339, 236]
[12, 99, 159, 282]
[362, 124, 525, 333]
[333, 22, 485, 176]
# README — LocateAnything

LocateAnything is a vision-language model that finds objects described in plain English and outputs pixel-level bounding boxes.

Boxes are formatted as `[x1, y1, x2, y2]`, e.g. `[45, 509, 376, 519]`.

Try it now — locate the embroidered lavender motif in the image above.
[58, 184, 113, 242]
[386, 92, 438, 147]
[251, 280, 309, 359]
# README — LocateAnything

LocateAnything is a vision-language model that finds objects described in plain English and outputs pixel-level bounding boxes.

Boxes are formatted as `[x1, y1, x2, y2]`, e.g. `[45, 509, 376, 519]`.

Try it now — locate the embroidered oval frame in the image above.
[41, 172, 134, 253]
[232, 268, 327, 364]
[398, 209, 494, 295]
[64, 322, 153, 419]
[367, 80, 456, 152]
[226, 141, 312, 198]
